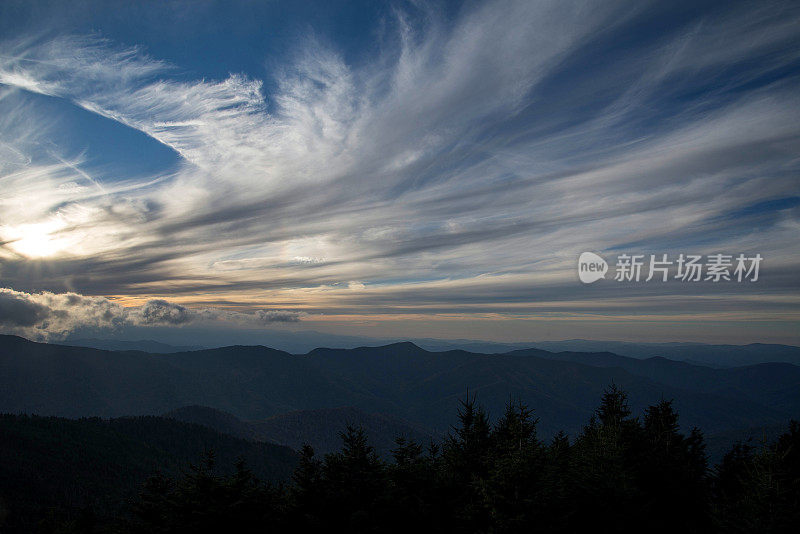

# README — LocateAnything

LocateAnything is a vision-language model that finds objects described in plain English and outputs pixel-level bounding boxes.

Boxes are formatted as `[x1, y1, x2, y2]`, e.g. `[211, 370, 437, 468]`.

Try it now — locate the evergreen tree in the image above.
[481, 399, 544, 533]
[387, 437, 443, 531]
[539, 431, 572, 533]
[318, 425, 388, 532]
[127, 450, 284, 533]
[639, 400, 709, 533]
[569, 385, 642, 532]
[441, 392, 493, 532]
[713, 421, 800, 533]
[109, 390, 799, 534]
[288, 444, 323, 528]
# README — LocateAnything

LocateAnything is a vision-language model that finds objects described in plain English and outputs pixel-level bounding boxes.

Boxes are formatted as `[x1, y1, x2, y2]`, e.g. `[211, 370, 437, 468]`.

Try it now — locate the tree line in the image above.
[45, 386, 800, 533]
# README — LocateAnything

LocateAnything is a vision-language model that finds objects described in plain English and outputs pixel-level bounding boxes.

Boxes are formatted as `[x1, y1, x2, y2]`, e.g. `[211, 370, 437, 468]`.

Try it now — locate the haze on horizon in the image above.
[1, 0, 799, 345]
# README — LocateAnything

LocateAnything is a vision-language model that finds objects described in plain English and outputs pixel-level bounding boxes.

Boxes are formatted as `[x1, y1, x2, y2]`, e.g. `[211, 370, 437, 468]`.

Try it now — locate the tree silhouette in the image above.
[55, 388, 798, 534]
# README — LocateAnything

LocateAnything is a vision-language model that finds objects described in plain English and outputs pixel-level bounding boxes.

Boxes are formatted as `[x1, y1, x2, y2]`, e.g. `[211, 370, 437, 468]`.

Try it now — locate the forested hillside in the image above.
[165, 405, 432, 456]
[2, 388, 796, 533]
[0, 415, 297, 532]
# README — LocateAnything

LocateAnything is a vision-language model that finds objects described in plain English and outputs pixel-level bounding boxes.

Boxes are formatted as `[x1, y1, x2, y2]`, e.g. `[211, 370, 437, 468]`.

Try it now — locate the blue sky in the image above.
[0, 0, 799, 345]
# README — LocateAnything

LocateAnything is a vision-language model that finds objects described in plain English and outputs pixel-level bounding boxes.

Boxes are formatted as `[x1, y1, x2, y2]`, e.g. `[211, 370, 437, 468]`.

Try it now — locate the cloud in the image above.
[0, 1, 798, 341]
[0, 289, 50, 326]
[0, 288, 304, 340]
[135, 299, 191, 325]
[256, 309, 304, 323]
[0, 288, 126, 338]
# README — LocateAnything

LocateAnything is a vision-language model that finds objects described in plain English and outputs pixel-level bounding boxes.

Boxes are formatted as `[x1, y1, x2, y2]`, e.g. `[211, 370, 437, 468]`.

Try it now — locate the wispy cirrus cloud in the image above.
[0, 0, 799, 342]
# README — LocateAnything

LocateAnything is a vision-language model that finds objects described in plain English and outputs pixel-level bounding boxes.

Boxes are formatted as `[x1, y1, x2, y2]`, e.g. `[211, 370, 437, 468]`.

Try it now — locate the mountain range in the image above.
[2, 334, 797, 456]
[62, 331, 800, 366]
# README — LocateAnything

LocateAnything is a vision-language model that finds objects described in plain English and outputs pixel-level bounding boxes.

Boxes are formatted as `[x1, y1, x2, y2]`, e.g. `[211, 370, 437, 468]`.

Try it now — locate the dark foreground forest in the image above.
[2, 387, 798, 533]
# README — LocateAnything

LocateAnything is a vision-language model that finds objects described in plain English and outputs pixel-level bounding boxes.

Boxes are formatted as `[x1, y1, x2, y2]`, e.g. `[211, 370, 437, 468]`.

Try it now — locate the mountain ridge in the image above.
[1, 334, 797, 444]
[50, 333, 800, 366]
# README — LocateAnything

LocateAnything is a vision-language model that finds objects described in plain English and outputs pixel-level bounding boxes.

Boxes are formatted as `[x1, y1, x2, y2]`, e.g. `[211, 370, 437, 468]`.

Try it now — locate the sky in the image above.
[0, 0, 799, 346]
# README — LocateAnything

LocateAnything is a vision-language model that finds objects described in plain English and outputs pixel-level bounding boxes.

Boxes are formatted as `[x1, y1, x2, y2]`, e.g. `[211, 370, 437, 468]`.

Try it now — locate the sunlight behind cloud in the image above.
[1, 219, 70, 258]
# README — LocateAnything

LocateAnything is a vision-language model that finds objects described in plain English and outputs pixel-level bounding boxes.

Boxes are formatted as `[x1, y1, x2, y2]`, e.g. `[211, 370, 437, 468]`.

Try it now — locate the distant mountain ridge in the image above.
[1, 335, 797, 445]
[62, 338, 205, 353]
[165, 404, 433, 456]
[514, 340, 800, 367]
[59, 333, 800, 367]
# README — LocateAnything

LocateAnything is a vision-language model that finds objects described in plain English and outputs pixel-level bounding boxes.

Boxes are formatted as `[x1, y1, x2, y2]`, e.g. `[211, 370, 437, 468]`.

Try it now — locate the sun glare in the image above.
[2, 220, 69, 258]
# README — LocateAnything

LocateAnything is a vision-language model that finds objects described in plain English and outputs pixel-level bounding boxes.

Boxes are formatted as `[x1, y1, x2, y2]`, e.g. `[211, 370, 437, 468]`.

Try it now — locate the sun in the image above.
[2, 219, 70, 259]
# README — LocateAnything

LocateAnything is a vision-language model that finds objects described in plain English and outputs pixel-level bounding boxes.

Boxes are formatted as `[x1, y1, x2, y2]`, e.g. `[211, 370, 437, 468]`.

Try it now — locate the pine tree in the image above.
[639, 400, 709, 533]
[481, 399, 544, 533]
[387, 437, 442, 531]
[441, 392, 493, 532]
[318, 425, 388, 532]
[712, 421, 800, 533]
[569, 385, 642, 532]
